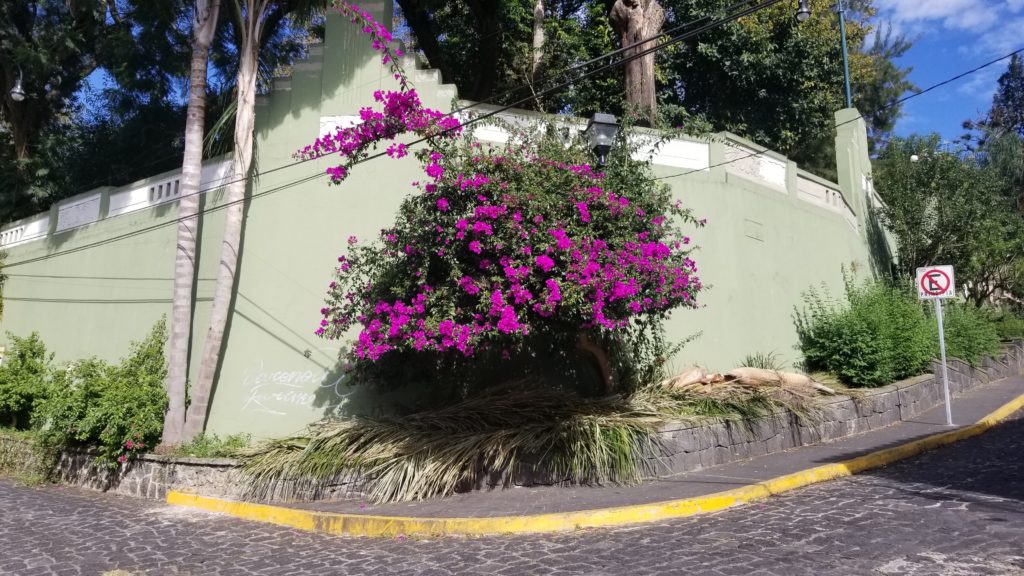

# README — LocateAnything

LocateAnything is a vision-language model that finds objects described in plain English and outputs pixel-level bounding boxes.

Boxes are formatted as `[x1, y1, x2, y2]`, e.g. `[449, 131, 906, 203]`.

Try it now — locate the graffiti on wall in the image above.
[240, 360, 350, 416]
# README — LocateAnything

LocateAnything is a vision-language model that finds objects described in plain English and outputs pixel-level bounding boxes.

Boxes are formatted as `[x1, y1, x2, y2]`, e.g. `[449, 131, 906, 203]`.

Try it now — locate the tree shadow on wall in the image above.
[311, 335, 611, 420]
[866, 205, 897, 280]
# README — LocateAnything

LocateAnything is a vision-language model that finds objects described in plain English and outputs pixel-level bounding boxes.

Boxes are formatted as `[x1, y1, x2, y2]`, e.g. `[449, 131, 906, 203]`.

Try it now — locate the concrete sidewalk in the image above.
[275, 376, 1024, 519]
[166, 375, 1024, 537]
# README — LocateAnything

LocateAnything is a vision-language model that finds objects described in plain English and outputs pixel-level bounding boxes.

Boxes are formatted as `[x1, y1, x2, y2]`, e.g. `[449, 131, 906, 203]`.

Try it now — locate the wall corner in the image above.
[834, 107, 870, 237]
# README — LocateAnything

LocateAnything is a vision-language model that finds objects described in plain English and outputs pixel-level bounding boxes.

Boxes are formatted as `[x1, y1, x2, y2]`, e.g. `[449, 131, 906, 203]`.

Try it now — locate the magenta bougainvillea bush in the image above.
[302, 2, 703, 369]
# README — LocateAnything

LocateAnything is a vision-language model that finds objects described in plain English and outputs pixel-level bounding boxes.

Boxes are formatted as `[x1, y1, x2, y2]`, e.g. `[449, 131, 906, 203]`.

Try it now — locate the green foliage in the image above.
[987, 309, 1024, 340]
[396, 0, 910, 175]
[989, 54, 1024, 138]
[797, 278, 934, 388]
[874, 134, 1022, 305]
[738, 351, 783, 371]
[171, 433, 251, 458]
[938, 304, 1002, 365]
[0, 333, 54, 430]
[0, 426, 57, 484]
[35, 319, 169, 466]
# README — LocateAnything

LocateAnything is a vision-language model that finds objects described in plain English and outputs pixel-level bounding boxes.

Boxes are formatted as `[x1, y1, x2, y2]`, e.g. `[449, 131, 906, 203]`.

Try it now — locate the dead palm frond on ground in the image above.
[239, 375, 828, 504]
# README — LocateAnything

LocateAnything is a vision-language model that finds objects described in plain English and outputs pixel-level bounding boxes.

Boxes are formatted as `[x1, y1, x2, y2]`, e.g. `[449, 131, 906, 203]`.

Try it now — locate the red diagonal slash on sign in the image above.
[921, 269, 951, 296]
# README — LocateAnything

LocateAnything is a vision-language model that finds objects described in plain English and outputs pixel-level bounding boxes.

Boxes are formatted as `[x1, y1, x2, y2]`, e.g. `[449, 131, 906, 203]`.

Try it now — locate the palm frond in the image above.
[239, 378, 824, 504]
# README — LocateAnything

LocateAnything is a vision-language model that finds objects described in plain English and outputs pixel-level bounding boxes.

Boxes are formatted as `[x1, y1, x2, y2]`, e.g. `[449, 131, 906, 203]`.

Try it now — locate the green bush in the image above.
[797, 279, 934, 388]
[0, 333, 54, 429]
[938, 303, 1002, 365]
[36, 319, 168, 465]
[173, 433, 251, 458]
[986, 309, 1024, 340]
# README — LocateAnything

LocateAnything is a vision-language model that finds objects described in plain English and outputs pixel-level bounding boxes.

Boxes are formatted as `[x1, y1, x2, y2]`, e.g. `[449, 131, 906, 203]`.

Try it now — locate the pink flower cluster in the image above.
[335, 1, 408, 90]
[317, 150, 702, 361]
[296, 90, 461, 183]
[295, 2, 461, 184]
[308, 3, 703, 363]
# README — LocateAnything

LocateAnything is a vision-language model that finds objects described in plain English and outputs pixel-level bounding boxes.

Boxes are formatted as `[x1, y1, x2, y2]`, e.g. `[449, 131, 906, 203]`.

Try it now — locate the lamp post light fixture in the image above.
[795, 0, 811, 22]
[836, 0, 853, 108]
[9, 66, 26, 102]
[583, 112, 619, 165]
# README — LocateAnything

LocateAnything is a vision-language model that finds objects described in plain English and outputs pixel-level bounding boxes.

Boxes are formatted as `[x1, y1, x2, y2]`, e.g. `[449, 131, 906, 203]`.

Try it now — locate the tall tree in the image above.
[853, 23, 915, 153]
[989, 54, 1024, 137]
[0, 1, 105, 217]
[874, 135, 1022, 304]
[163, 0, 222, 447]
[183, 0, 322, 440]
[609, 0, 664, 124]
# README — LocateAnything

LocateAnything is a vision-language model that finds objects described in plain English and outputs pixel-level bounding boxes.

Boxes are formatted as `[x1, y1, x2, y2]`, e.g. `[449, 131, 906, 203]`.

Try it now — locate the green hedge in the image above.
[939, 303, 1002, 365]
[0, 333, 54, 430]
[797, 280, 935, 388]
[797, 278, 1004, 388]
[2, 317, 169, 467]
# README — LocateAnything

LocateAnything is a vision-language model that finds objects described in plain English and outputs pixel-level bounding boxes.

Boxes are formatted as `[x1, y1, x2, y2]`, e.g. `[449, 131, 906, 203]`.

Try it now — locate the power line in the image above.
[655, 45, 1024, 182]
[2, 0, 789, 269]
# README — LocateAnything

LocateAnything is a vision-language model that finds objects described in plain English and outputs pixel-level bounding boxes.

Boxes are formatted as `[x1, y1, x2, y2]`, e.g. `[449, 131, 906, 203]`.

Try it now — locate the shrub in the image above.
[36, 319, 168, 465]
[797, 279, 934, 388]
[987, 309, 1024, 340]
[0, 333, 54, 429]
[172, 433, 251, 458]
[315, 120, 704, 388]
[938, 303, 1001, 365]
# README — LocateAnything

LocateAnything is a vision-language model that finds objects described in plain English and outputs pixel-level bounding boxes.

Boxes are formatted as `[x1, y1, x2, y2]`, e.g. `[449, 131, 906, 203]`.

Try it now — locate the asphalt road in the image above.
[2, 413, 1023, 576]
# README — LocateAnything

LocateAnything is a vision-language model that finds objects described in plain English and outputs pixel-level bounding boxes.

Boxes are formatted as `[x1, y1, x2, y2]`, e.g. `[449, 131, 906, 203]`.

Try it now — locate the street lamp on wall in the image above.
[836, 0, 853, 108]
[583, 112, 619, 166]
[9, 66, 26, 102]
[795, 0, 811, 22]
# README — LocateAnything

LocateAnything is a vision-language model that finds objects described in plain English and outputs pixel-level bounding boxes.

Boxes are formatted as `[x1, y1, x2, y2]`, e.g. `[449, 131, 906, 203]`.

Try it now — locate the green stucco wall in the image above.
[0, 3, 882, 439]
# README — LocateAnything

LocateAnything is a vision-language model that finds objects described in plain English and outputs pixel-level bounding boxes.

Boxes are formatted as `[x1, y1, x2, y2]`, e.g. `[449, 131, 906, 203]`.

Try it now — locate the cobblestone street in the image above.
[2, 414, 1023, 576]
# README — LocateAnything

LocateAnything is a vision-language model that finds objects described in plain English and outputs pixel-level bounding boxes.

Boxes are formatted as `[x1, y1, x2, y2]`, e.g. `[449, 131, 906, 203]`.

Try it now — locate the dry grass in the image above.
[239, 377, 825, 504]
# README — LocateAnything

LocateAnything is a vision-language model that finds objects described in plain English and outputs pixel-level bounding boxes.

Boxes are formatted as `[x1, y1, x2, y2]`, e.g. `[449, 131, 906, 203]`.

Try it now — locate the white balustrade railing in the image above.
[0, 157, 233, 250]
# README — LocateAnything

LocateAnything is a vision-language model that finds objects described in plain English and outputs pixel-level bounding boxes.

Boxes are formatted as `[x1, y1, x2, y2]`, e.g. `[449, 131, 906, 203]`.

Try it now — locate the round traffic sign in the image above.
[920, 268, 951, 296]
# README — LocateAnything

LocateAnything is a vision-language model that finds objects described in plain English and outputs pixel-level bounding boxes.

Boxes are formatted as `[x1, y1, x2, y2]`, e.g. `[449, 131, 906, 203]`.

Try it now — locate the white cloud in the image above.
[875, 0, 1003, 32]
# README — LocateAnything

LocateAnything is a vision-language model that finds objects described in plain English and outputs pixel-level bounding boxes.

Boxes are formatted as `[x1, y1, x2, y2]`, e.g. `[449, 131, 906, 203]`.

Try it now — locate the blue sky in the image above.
[875, 0, 1024, 141]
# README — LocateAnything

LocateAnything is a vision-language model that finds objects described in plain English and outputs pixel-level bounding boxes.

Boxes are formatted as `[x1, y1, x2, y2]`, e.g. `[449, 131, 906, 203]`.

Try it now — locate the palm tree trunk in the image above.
[183, 4, 264, 441]
[163, 0, 220, 447]
[532, 0, 544, 78]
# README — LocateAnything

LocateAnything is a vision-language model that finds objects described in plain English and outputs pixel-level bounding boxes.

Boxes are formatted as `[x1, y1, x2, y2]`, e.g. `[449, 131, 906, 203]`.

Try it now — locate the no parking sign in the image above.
[916, 265, 956, 300]
[916, 265, 956, 426]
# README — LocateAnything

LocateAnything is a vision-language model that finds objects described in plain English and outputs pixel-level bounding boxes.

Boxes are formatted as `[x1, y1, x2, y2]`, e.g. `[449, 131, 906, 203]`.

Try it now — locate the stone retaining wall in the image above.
[4, 341, 1021, 502]
[647, 341, 1024, 477]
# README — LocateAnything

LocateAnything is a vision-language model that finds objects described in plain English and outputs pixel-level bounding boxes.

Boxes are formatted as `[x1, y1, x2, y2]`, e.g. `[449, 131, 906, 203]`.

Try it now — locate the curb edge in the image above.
[167, 392, 1024, 538]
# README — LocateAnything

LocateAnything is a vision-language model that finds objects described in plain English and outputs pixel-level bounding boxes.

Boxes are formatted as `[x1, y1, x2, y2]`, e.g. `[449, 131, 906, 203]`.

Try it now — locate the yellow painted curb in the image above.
[167, 391, 1024, 538]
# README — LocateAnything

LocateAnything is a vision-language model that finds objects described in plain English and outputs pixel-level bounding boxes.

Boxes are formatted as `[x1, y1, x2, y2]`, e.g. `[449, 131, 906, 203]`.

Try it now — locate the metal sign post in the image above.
[916, 265, 956, 426]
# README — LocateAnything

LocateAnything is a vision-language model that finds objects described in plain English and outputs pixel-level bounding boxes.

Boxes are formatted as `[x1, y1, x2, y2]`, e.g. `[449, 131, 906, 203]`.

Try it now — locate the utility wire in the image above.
[2, 0, 788, 268]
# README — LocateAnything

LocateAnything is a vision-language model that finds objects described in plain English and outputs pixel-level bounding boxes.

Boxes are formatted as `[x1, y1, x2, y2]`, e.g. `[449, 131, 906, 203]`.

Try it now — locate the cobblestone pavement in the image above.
[3, 414, 1024, 576]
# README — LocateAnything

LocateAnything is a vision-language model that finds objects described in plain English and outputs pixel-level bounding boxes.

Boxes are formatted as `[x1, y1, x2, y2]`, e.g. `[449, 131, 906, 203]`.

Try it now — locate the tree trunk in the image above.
[609, 0, 664, 125]
[532, 0, 545, 79]
[466, 0, 501, 101]
[163, 0, 221, 447]
[183, 10, 262, 441]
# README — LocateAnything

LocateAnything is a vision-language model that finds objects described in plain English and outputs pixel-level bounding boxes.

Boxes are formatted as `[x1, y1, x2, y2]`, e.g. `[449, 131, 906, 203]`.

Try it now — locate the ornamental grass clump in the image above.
[239, 379, 820, 503]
